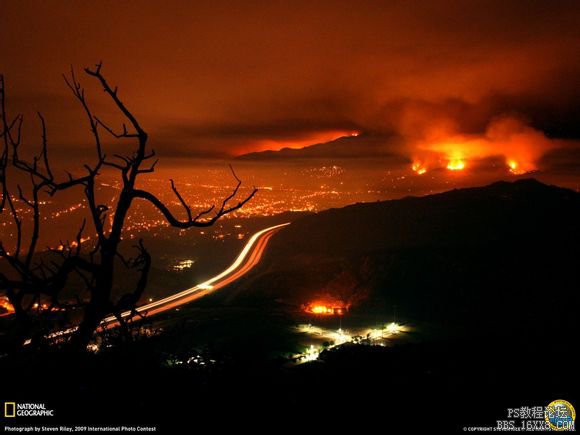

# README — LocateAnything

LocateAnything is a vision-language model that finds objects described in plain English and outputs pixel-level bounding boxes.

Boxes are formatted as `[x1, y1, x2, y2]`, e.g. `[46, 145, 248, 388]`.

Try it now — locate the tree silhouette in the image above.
[0, 63, 257, 351]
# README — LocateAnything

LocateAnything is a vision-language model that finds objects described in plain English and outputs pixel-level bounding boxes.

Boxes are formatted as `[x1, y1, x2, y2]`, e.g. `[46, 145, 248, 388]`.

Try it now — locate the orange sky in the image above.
[1, 0, 579, 162]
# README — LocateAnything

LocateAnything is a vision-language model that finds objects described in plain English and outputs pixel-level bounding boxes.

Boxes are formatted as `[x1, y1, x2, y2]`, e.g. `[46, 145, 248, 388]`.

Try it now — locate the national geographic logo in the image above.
[3, 402, 55, 417]
[4, 402, 15, 418]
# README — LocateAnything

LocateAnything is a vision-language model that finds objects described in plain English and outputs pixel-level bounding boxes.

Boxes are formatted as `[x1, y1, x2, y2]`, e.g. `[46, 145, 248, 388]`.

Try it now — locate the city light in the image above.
[297, 324, 324, 335]
[293, 322, 411, 364]
[301, 345, 321, 362]
[386, 322, 401, 334]
[87, 343, 100, 353]
[173, 259, 195, 271]
[367, 328, 384, 340]
[331, 328, 351, 345]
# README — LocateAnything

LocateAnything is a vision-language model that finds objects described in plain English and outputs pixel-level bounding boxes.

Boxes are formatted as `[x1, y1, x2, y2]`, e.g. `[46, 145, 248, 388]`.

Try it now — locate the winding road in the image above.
[100, 221, 289, 329]
[41, 222, 289, 341]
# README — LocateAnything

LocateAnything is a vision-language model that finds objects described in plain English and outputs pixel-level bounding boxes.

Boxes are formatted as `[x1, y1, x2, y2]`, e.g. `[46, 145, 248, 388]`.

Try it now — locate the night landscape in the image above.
[1, 1, 579, 432]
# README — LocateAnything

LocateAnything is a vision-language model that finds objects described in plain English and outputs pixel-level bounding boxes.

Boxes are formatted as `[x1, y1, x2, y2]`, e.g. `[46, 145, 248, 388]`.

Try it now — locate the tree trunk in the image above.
[68, 255, 113, 351]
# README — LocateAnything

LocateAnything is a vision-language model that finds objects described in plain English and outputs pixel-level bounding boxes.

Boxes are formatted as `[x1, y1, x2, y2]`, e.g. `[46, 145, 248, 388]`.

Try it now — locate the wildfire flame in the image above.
[507, 159, 528, 175]
[411, 161, 427, 175]
[310, 305, 334, 315]
[304, 299, 347, 316]
[446, 159, 466, 171]
[408, 117, 555, 175]
[0, 296, 15, 317]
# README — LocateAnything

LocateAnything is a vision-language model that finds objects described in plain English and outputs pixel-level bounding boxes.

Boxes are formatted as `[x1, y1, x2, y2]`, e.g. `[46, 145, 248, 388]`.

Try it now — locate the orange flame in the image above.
[0, 296, 15, 317]
[310, 305, 335, 315]
[507, 159, 530, 175]
[411, 161, 427, 175]
[304, 299, 348, 316]
[408, 117, 555, 175]
[446, 159, 466, 171]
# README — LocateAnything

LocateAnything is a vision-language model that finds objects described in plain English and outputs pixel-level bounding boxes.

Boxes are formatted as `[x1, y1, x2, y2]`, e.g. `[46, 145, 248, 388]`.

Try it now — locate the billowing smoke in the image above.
[389, 101, 561, 174]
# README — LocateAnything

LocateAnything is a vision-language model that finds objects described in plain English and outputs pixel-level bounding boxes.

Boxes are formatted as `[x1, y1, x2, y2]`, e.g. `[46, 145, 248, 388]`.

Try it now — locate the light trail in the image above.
[103, 221, 289, 324]
[41, 222, 289, 341]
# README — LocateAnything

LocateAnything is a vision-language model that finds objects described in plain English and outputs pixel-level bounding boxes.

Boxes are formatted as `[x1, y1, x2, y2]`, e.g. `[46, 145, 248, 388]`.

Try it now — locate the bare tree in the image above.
[0, 63, 256, 351]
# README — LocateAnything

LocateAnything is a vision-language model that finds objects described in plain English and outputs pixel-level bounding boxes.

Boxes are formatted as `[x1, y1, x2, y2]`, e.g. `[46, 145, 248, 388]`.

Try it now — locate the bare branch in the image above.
[63, 66, 104, 165]
[132, 167, 257, 228]
[170, 179, 192, 222]
[136, 158, 158, 174]
[94, 116, 139, 139]
[84, 62, 146, 140]
[37, 112, 53, 181]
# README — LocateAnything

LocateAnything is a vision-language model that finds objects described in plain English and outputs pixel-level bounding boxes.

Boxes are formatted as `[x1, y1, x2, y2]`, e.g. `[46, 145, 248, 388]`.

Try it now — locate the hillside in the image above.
[229, 179, 580, 336]
[235, 133, 404, 160]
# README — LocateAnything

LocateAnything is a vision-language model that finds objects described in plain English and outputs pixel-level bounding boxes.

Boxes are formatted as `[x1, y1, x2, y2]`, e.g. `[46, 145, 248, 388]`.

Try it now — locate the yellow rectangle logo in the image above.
[4, 402, 16, 417]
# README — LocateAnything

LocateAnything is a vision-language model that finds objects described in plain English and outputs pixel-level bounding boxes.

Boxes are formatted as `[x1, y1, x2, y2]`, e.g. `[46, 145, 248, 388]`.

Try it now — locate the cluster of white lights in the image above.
[295, 322, 406, 364]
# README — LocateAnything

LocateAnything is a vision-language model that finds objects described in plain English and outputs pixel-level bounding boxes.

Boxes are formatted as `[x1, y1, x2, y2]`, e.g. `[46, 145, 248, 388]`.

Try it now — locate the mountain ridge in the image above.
[235, 133, 404, 160]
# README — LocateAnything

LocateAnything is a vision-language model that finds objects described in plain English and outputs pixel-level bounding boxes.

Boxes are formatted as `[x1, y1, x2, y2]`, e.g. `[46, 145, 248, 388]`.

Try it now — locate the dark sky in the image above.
[1, 0, 579, 162]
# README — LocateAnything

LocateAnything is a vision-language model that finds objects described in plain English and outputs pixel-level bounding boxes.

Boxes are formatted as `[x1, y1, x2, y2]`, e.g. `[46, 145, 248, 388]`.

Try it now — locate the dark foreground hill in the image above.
[232, 178, 580, 336]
